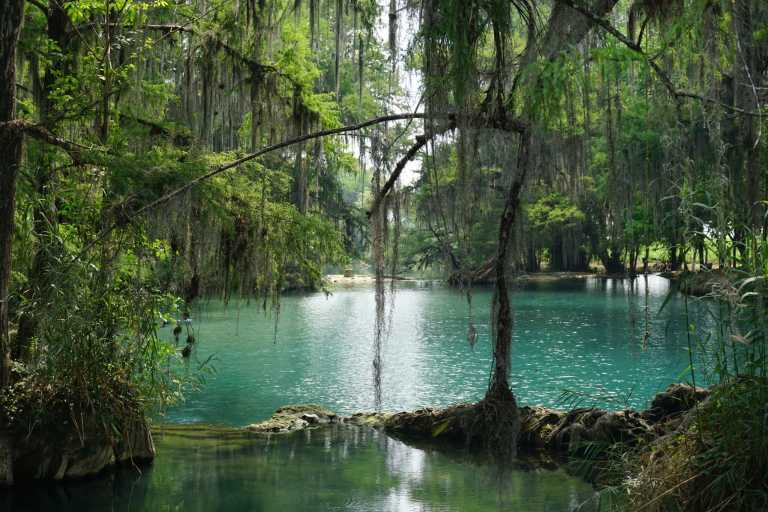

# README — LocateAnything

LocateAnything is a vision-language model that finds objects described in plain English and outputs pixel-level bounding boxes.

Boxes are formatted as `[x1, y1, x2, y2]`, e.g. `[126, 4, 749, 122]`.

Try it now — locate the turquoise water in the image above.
[166, 275, 703, 426]
[0, 426, 597, 511]
[4, 276, 711, 512]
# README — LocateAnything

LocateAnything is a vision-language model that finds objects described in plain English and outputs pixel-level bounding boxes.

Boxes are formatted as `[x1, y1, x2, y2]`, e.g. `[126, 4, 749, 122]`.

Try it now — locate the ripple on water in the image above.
[164, 276, 712, 426]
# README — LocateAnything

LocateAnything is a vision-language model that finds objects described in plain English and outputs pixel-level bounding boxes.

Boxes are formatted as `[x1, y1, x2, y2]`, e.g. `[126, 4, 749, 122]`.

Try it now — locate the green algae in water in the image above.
[0, 426, 597, 511]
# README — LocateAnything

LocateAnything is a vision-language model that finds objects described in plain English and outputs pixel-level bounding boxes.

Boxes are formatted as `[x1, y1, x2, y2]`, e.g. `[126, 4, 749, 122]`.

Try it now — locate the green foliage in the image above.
[1, 238, 184, 440]
[527, 193, 585, 232]
[3, 0, 386, 437]
[276, 23, 341, 127]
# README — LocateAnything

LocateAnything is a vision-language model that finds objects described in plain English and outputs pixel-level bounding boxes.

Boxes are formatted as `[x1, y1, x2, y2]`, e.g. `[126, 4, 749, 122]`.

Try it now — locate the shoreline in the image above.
[324, 270, 633, 288]
[1, 383, 708, 487]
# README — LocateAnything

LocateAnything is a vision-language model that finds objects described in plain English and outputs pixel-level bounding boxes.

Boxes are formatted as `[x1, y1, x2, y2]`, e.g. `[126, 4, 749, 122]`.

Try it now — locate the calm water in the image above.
[5, 275, 711, 512]
[166, 275, 704, 426]
[2, 426, 598, 512]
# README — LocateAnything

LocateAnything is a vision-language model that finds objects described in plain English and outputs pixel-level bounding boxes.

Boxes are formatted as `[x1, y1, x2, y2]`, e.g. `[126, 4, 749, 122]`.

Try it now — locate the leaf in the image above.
[737, 276, 764, 293]
[657, 289, 675, 315]
[730, 334, 750, 346]
[431, 419, 451, 437]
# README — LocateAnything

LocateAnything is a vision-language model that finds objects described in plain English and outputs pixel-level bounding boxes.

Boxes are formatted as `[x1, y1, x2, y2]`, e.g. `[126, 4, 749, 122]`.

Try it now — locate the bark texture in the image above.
[0, 0, 26, 390]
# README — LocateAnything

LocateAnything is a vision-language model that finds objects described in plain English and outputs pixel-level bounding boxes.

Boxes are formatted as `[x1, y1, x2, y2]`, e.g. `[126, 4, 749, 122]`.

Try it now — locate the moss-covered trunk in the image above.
[0, 0, 25, 390]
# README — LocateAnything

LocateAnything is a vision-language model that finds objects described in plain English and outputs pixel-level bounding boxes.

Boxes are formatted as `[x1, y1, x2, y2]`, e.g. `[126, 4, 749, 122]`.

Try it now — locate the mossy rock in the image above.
[246, 404, 340, 434]
[384, 404, 476, 442]
[4, 418, 155, 484]
[345, 412, 392, 427]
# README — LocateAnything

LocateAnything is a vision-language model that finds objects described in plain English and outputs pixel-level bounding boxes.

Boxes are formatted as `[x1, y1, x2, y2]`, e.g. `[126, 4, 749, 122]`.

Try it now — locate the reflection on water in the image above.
[0, 426, 597, 512]
[165, 275, 710, 425]
[4, 277, 707, 512]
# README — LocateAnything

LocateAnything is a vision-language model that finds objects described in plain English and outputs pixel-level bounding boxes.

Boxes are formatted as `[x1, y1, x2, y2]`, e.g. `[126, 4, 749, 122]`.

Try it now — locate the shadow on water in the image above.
[1, 425, 598, 512]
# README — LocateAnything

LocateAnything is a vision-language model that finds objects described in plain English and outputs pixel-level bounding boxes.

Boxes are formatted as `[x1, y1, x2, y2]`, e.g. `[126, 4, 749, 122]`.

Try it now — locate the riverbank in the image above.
[0, 380, 733, 512]
[0, 418, 155, 486]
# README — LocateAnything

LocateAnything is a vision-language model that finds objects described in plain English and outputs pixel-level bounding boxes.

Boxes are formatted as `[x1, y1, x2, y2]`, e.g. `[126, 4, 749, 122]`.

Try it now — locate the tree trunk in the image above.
[629, 247, 638, 277]
[15, 0, 71, 360]
[489, 130, 530, 400]
[731, 0, 765, 232]
[601, 248, 625, 274]
[669, 242, 679, 271]
[0, 0, 26, 390]
[334, 0, 343, 98]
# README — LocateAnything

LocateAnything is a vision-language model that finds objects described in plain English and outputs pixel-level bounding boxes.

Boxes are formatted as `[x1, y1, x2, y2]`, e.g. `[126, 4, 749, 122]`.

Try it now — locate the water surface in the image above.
[1, 426, 598, 512]
[166, 275, 705, 426]
[5, 275, 711, 512]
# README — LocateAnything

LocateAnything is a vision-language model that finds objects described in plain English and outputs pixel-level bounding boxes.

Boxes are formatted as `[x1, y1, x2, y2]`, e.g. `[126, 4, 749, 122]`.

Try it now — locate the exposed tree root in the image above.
[467, 388, 521, 458]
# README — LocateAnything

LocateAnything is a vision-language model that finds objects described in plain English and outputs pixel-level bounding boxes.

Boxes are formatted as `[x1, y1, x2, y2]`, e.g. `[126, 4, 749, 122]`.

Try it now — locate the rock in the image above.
[519, 406, 565, 447]
[114, 420, 156, 463]
[591, 410, 651, 446]
[11, 444, 61, 480]
[384, 405, 475, 442]
[6, 416, 155, 484]
[521, 405, 656, 453]
[246, 404, 339, 434]
[64, 443, 115, 479]
[344, 412, 392, 427]
[547, 408, 602, 450]
[555, 422, 588, 452]
[300, 413, 320, 425]
[643, 384, 710, 422]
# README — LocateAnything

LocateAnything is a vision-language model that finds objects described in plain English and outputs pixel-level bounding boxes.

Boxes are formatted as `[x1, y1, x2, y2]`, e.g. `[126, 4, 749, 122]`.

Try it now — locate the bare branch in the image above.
[367, 131, 436, 219]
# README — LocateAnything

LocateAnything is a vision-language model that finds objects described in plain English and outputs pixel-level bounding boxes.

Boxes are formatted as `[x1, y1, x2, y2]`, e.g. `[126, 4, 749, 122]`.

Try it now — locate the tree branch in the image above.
[69, 110, 525, 259]
[0, 119, 107, 163]
[76, 112, 527, 259]
[118, 112, 171, 137]
[75, 113, 430, 258]
[556, 0, 765, 117]
[366, 122, 455, 218]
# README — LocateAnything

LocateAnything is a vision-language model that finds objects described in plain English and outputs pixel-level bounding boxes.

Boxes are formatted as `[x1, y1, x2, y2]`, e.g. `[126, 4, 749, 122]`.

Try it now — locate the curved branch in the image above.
[67, 109, 526, 259]
[556, 0, 764, 117]
[0, 119, 107, 163]
[76, 113, 430, 258]
[366, 126, 450, 218]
